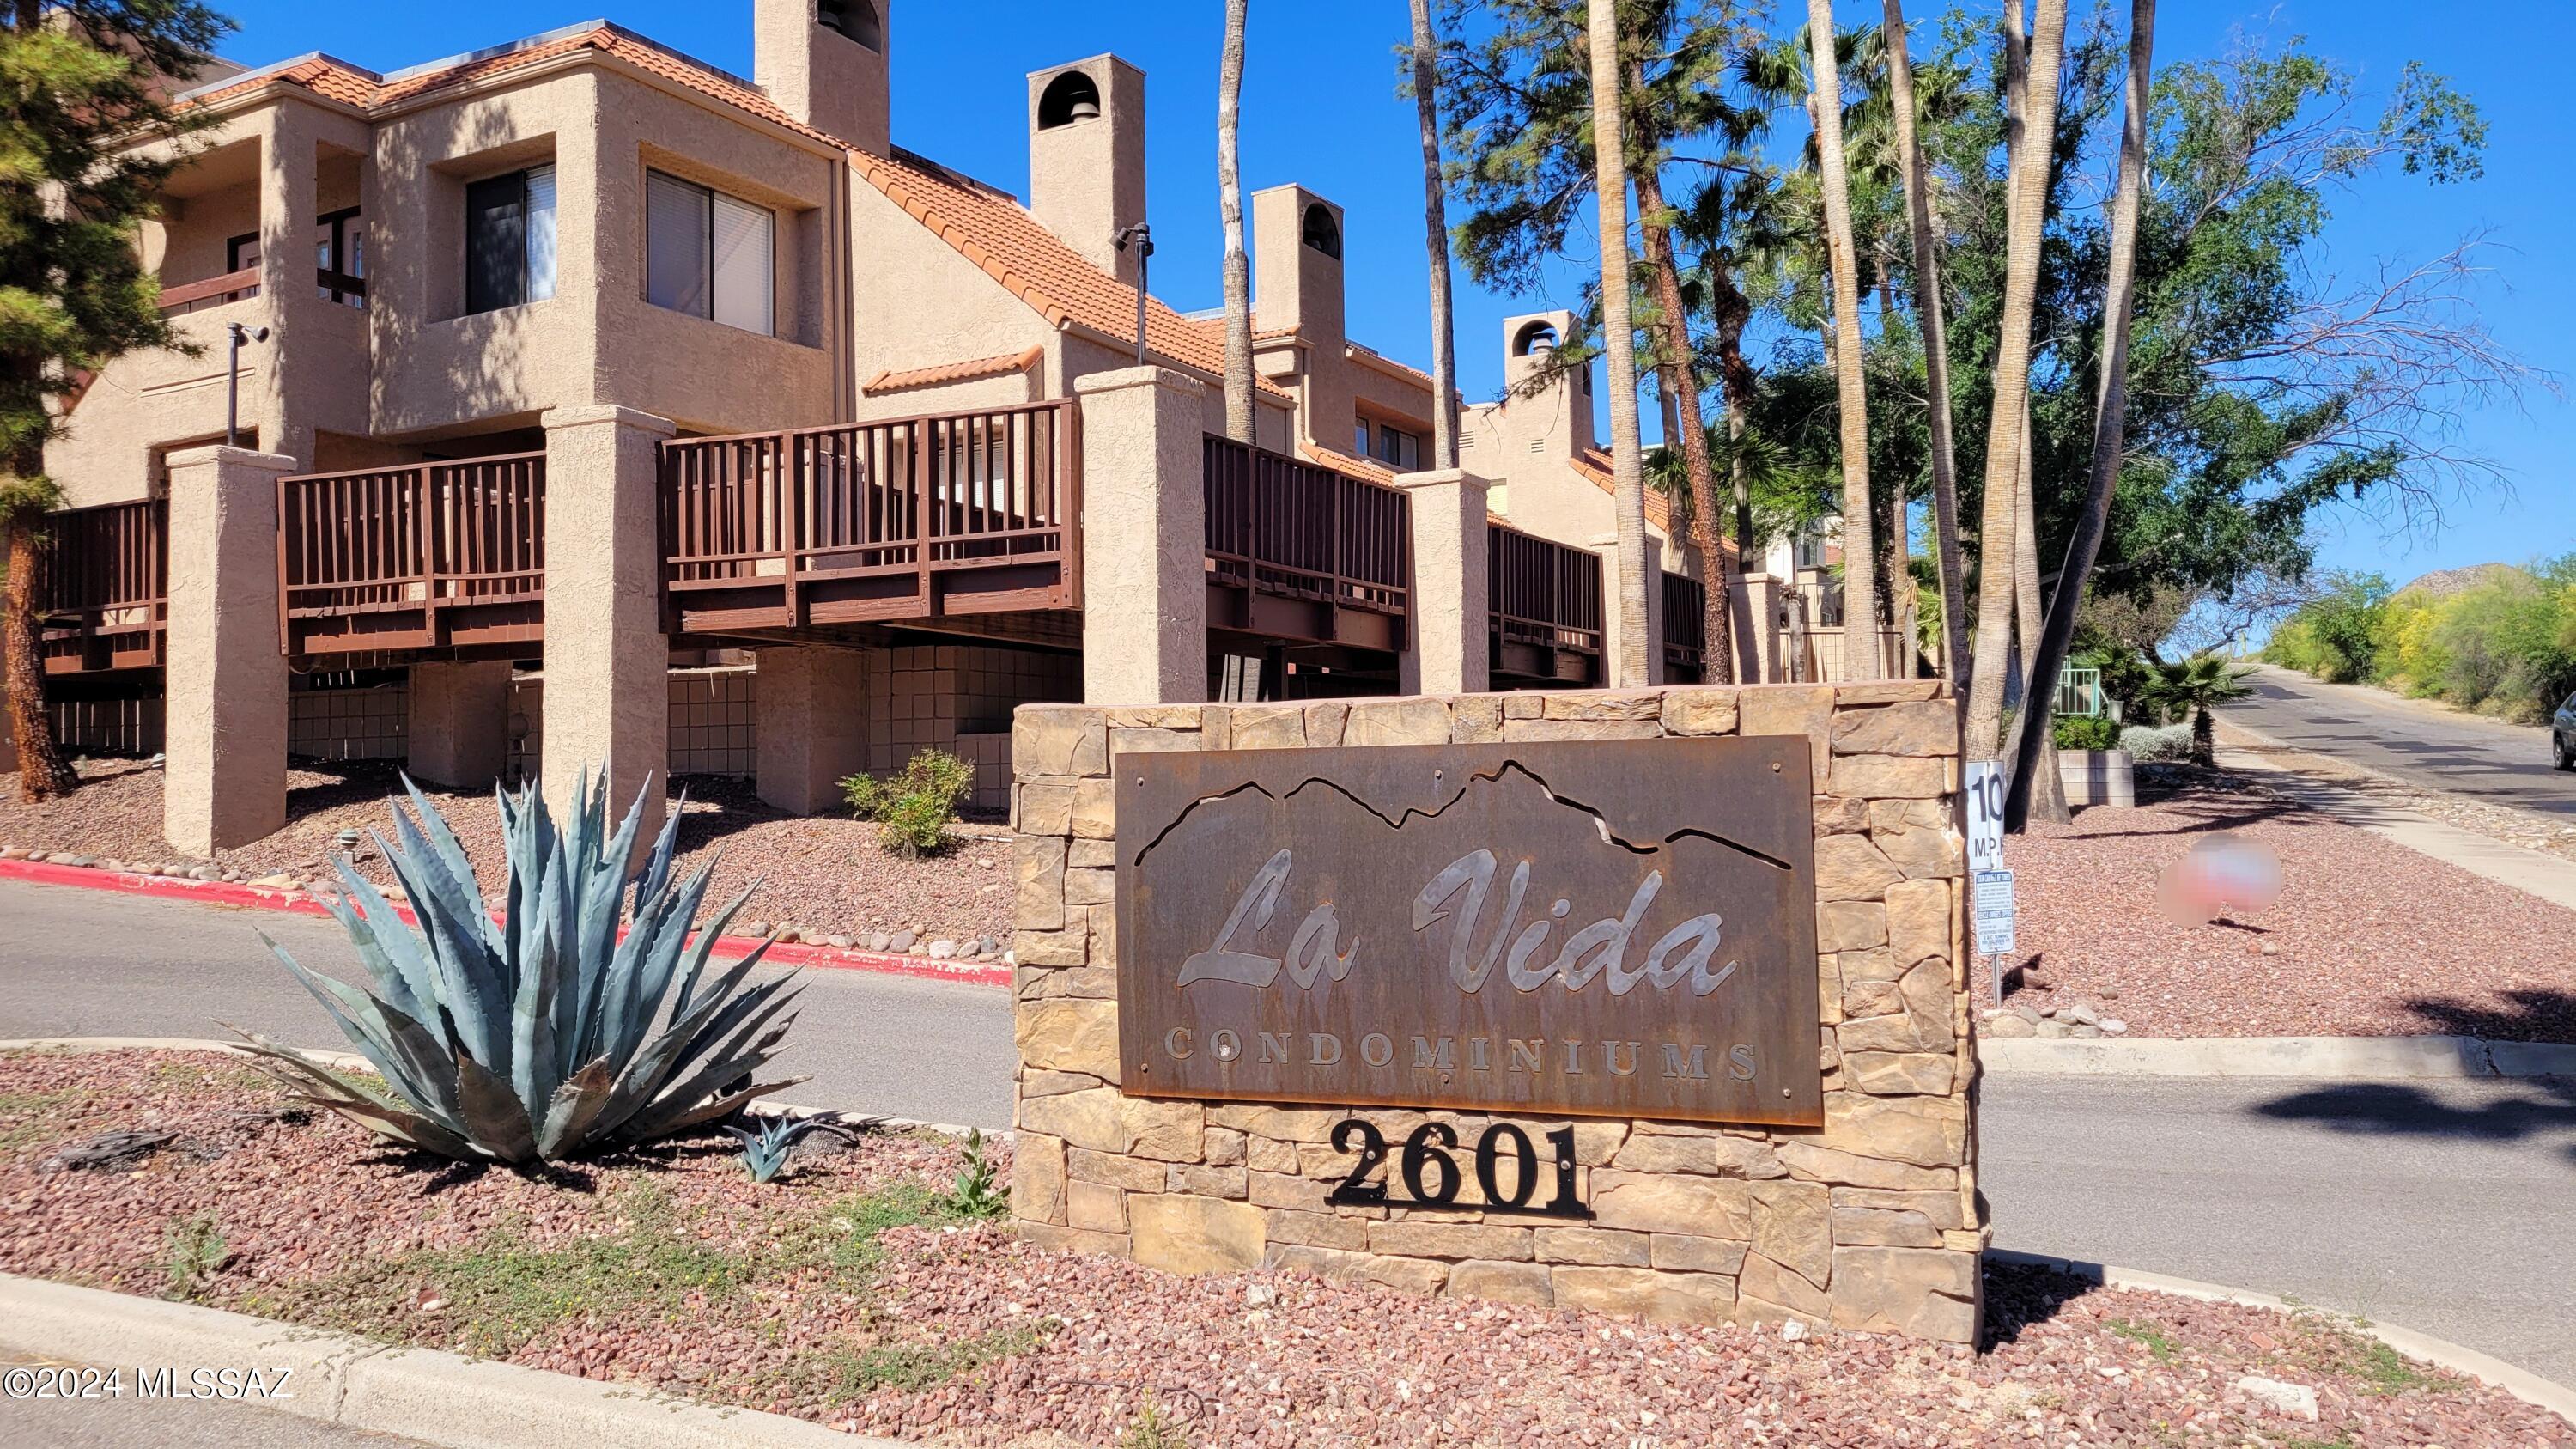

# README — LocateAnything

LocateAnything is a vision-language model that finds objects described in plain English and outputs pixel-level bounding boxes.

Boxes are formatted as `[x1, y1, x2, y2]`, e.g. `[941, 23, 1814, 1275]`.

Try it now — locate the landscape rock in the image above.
[928, 938, 959, 959]
[2234, 1375, 2320, 1421]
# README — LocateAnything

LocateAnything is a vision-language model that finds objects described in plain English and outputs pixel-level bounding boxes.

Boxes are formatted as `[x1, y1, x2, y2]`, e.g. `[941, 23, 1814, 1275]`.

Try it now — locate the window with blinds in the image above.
[463, 163, 556, 314]
[646, 169, 773, 337]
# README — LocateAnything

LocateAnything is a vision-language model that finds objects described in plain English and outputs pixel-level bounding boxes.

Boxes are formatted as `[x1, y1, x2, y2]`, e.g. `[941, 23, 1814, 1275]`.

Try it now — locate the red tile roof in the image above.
[863, 344, 1043, 395]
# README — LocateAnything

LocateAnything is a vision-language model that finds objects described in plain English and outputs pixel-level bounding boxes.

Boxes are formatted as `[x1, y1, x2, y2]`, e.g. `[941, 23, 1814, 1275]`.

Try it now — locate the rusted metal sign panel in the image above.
[1115, 736, 1821, 1127]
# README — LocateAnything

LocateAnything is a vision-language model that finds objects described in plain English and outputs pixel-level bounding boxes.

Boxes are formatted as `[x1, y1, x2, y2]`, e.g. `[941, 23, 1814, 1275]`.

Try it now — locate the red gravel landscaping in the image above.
[1984, 769, 2576, 1043]
[0, 758, 1014, 949]
[3, 1049, 2567, 1447]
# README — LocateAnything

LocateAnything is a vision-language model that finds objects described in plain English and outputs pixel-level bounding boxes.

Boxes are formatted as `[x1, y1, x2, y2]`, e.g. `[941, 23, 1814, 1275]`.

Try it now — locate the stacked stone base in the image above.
[1009, 684, 1982, 1343]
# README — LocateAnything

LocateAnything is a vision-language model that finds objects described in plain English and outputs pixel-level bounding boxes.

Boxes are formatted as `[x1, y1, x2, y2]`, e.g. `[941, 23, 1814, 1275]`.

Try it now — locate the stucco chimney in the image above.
[1497, 309, 1595, 460]
[1027, 55, 1145, 285]
[1252, 185, 1347, 447]
[756, 0, 890, 155]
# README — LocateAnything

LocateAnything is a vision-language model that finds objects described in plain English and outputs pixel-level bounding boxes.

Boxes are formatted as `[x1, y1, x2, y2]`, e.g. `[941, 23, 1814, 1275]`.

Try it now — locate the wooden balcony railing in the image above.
[1662, 569, 1706, 679]
[157, 266, 260, 316]
[661, 400, 1078, 636]
[34, 499, 167, 675]
[1488, 521, 1602, 685]
[277, 454, 546, 656]
[1203, 435, 1411, 653]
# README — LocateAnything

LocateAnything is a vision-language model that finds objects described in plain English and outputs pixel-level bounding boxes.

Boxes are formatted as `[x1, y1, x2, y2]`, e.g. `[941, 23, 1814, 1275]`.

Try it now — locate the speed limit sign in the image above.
[1963, 761, 2006, 874]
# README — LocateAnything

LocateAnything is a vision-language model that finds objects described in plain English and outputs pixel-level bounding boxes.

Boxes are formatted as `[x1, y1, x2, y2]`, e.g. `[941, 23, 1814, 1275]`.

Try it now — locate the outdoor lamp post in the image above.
[1113, 222, 1152, 366]
[226, 320, 269, 448]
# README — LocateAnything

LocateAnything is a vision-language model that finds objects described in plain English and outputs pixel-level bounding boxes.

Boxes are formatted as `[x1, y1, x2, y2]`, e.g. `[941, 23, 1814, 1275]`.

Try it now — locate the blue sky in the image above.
[211, 0, 2570, 587]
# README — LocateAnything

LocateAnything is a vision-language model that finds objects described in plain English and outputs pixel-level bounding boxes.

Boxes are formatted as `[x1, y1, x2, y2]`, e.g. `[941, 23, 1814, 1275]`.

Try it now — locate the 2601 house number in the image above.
[1323, 1118, 1593, 1219]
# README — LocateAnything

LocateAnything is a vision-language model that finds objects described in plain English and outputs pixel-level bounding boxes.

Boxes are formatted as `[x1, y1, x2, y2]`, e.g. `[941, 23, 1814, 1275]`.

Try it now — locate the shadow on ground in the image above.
[2252, 1074, 2576, 1166]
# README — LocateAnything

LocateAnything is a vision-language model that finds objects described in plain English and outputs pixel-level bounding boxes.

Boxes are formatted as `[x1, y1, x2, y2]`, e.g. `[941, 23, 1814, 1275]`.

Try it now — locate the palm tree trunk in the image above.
[1805, 0, 1879, 680]
[2006, 0, 2157, 827]
[1961, 0, 2066, 757]
[1218, 0, 1255, 443]
[3, 509, 76, 800]
[2014, 415, 2069, 819]
[1408, 0, 1460, 470]
[1634, 167, 1735, 683]
[1588, 0, 1653, 687]
[1880, 0, 1971, 693]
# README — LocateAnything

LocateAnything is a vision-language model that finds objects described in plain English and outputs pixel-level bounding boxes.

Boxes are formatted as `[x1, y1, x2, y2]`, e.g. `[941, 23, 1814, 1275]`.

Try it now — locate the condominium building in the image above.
[16, 0, 1826, 856]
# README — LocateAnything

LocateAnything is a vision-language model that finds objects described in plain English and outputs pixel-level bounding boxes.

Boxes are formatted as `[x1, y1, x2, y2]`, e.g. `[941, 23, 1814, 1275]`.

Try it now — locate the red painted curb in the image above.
[0, 856, 1011, 989]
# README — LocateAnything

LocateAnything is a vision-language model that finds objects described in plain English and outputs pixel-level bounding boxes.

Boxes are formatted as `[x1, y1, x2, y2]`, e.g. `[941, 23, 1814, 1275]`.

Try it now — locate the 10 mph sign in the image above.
[1963, 761, 2006, 874]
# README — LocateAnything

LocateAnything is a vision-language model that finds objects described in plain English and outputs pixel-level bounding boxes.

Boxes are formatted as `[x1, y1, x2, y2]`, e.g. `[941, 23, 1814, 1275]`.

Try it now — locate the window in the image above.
[1368, 422, 1420, 472]
[226, 233, 259, 272]
[315, 206, 364, 307]
[465, 165, 557, 314]
[646, 170, 774, 336]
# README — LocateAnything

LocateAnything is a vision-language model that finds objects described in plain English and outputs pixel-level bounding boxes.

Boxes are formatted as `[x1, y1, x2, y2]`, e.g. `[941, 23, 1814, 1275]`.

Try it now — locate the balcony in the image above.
[1202, 435, 1412, 654]
[277, 454, 546, 657]
[33, 499, 167, 675]
[661, 401, 1078, 639]
[1488, 521, 1602, 686]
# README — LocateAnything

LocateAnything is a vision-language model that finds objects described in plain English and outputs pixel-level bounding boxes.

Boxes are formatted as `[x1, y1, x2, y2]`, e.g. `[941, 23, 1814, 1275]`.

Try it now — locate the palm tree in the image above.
[2139, 652, 2252, 767]
[1408, 0, 1459, 469]
[1878, 0, 1969, 691]
[1218, 0, 1254, 443]
[2005, 0, 2158, 826]
[1803, 0, 1879, 679]
[1635, 166, 1733, 680]
[1587, 0, 1653, 685]
[1961, 0, 2068, 757]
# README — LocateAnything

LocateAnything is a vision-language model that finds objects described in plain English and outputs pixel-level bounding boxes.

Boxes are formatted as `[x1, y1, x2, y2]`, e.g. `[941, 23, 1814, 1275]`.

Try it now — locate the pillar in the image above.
[1733, 572, 1782, 684]
[163, 446, 293, 855]
[406, 660, 513, 788]
[540, 405, 673, 841]
[1074, 367, 1206, 705]
[1592, 531, 1663, 689]
[1394, 468, 1489, 697]
[755, 644, 871, 814]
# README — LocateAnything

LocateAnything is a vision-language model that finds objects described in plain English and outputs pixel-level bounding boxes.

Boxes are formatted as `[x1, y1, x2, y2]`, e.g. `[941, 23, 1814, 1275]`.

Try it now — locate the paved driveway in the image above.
[2223, 665, 2576, 817]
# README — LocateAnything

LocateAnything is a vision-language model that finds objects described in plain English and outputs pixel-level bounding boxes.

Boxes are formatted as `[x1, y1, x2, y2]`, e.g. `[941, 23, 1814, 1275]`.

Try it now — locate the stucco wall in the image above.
[1005, 682, 1981, 1342]
[848, 179, 1054, 423]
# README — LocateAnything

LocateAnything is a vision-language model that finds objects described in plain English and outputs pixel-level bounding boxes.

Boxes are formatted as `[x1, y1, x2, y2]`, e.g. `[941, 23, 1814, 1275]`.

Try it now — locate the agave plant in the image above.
[726, 1111, 829, 1184]
[233, 770, 805, 1165]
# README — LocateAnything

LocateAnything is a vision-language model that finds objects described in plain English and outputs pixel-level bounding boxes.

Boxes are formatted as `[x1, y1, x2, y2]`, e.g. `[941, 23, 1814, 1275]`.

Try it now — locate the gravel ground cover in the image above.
[1982, 768, 2576, 1042]
[0, 758, 1013, 949]
[4, 1049, 2567, 1447]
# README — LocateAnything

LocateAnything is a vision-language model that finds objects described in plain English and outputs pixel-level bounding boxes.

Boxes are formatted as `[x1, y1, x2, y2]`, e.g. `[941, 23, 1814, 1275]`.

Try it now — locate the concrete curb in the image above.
[1978, 1032, 2576, 1080]
[0, 856, 1011, 989]
[1985, 1249, 2576, 1424]
[0, 1272, 903, 1448]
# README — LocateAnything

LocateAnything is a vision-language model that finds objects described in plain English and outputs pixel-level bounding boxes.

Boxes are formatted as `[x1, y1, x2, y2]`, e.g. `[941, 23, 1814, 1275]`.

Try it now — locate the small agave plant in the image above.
[234, 770, 804, 1165]
[726, 1112, 829, 1184]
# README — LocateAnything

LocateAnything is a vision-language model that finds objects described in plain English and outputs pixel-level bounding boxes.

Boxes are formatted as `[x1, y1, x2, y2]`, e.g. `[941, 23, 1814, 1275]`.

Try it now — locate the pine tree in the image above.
[1, 1, 229, 800]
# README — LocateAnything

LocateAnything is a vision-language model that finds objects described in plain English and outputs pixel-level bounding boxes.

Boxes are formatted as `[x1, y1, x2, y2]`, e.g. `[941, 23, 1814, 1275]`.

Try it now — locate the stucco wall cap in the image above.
[1074, 365, 1208, 399]
[164, 446, 297, 473]
[1392, 467, 1488, 492]
[541, 404, 678, 436]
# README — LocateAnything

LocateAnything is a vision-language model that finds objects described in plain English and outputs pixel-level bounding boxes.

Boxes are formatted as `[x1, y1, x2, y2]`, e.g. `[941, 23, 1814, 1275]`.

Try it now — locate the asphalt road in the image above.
[2, 1356, 428, 1448]
[3, 876, 2571, 1385]
[2223, 664, 2576, 817]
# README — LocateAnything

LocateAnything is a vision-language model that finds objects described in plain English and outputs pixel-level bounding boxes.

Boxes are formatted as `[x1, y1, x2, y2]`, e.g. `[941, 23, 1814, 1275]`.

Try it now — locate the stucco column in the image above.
[1592, 531, 1663, 689]
[406, 660, 513, 789]
[1074, 366, 1207, 705]
[1394, 468, 1490, 697]
[755, 644, 870, 814]
[162, 446, 292, 855]
[541, 405, 673, 841]
[1732, 572, 1781, 683]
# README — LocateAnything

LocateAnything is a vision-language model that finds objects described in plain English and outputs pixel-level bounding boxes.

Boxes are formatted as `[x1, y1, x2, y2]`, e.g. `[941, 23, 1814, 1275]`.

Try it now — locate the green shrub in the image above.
[841, 749, 975, 858]
[2052, 714, 2121, 752]
[940, 1128, 1008, 1220]
[2121, 723, 2191, 762]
